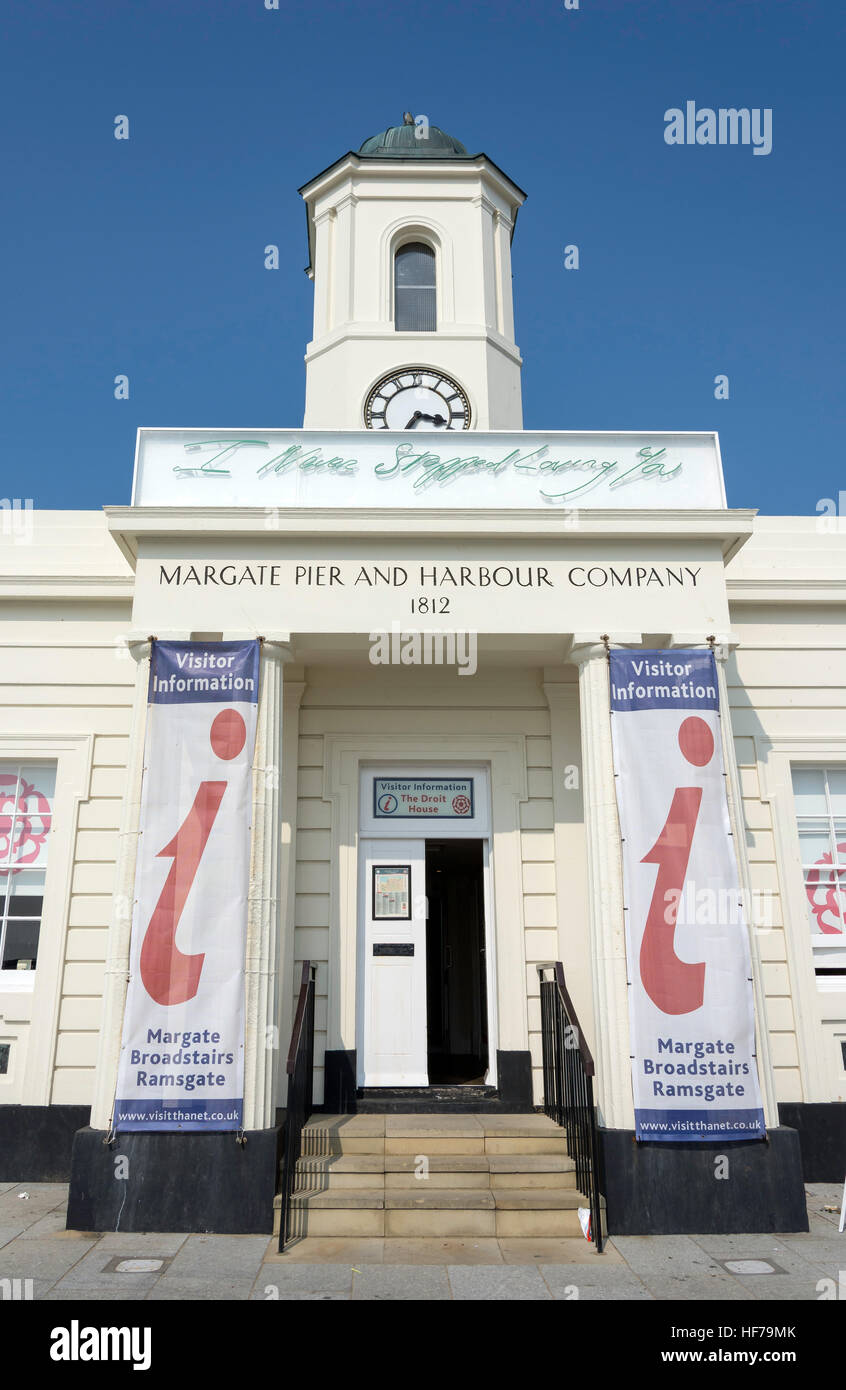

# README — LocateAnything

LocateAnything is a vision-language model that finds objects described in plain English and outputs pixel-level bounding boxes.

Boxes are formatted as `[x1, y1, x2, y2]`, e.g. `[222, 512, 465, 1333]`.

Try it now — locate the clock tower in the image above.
[300, 115, 526, 431]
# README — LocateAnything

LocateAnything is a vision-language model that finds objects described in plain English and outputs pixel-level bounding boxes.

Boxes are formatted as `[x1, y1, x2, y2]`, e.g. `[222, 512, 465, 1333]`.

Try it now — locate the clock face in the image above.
[364, 368, 471, 431]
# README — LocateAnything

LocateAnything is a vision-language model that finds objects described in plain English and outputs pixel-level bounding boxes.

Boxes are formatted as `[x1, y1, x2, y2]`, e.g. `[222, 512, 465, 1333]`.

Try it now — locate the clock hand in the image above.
[404, 411, 423, 429]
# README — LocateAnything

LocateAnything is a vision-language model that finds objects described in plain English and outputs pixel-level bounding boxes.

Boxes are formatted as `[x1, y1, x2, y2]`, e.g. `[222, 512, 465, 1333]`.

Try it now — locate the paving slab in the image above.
[262, 1290, 350, 1300]
[0, 1186, 68, 1229]
[0, 1224, 28, 1248]
[381, 1238, 502, 1264]
[254, 1262, 354, 1293]
[541, 1264, 654, 1301]
[269, 1237, 386, 1263]
[352, 1264, 451, 1300]
[0, 1234, 98, 1283]
[165, 1234, 270, 1279]
[146, 1277, 255, 1300]
[86, 1232, 189, 1256]
[448, 1264, 551, 1300]
[777, 1234, 846, 1264]
[42, 1287, 151, 1301]
[13, 1210, 77, 1239]
[734, 1274, 827, 1301]
[690, 1232, 831, 1278]
[499, 1238, 619, 1265]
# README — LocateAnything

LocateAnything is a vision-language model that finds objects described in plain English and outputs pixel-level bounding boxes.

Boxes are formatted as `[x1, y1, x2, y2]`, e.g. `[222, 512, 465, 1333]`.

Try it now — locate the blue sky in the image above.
[2, 0, 843, 513]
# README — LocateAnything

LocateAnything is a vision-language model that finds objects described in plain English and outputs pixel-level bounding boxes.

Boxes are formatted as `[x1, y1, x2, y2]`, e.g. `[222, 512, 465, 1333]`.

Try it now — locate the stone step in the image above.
[292, 1150, 578, 1191]
[275, 1185, 588, 1239]
[297, 1113, 571, 1158]
[277, 1114, 589, 1241]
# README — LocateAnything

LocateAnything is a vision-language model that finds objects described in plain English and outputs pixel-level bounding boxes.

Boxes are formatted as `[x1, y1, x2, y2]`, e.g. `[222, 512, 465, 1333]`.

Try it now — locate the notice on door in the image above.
[374, 777, 474, 819]
[373, 866, 411, 920]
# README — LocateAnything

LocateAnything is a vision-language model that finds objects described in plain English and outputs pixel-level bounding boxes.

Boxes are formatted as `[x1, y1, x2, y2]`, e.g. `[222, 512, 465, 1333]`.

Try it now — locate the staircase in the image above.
[273, 1112, 594, 1241]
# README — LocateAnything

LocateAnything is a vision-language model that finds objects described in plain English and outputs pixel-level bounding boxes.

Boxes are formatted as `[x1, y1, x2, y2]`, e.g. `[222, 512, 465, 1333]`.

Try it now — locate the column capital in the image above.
[259, 637, 295, 663]
[118, 635, 152, 664]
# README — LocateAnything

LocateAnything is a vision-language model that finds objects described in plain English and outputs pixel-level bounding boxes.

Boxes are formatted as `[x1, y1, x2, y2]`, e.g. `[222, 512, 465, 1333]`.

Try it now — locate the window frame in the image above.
[393, 239, 437, 333]
[790, 764, 846, 972]
[0, 734, 93, 1106]
[0, 761, 56, 974]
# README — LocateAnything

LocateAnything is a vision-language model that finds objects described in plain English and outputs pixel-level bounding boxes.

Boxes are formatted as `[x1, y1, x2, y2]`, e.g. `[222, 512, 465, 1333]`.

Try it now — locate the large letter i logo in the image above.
[639, 716, 714, 1015]
[140, 709, 247, 1006]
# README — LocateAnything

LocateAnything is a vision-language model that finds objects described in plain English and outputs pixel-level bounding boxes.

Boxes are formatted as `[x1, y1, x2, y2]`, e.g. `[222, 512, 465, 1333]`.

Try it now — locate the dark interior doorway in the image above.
[425, 839, 488, 1084]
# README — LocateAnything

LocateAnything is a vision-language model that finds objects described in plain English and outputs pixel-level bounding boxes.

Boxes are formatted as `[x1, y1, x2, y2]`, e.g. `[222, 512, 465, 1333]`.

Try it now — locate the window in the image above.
[791, 766, 846, 978]
[394, 242, 436, 331]
[0, 764, 55, 972]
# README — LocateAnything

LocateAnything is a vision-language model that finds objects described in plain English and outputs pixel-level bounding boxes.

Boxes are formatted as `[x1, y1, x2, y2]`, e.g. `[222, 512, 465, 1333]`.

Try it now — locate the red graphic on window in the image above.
[638, 716, 712, 1015]
[452, 795, 471, 815]
[139, 709, 247, 1006]
[0, 774, 52, 873]
[805, 849, 846, 935]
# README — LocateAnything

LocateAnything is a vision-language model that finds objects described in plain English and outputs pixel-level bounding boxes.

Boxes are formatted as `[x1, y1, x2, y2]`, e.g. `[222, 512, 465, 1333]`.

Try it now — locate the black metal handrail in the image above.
[278, 961, 316, 1251]
[537, 962, 604, 1253]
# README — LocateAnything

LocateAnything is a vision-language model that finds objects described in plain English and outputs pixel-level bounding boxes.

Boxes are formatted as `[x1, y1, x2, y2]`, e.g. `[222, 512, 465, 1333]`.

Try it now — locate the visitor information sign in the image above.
[609, 649, 765, 1142]
[113, 640, 260, 1131]
[374, 777, 474, 818]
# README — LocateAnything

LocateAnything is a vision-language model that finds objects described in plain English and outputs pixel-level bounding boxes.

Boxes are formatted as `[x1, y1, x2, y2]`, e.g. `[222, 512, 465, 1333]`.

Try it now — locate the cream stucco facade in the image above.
[0, 119, 843, 1235]
[2, 508, 844, 1128]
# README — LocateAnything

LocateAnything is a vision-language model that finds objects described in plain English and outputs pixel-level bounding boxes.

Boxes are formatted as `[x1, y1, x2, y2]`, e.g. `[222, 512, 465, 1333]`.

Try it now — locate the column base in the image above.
[599, 1125, 808, 1234]
[66, 1126, 282, 1234]
[0, 1105, 91, 1181]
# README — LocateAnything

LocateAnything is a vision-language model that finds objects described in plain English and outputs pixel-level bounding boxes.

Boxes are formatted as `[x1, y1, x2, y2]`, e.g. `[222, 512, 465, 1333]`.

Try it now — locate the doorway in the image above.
[425, 840, 488, 1084]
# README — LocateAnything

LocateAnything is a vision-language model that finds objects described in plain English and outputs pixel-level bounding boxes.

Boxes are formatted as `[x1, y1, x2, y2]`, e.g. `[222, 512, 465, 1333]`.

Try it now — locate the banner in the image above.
[609, 648, 765, 1142]
[113, 639, 260, 1131]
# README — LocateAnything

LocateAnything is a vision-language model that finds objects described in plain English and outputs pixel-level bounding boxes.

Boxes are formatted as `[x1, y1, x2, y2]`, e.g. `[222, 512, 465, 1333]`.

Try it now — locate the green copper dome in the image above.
[358, 115, 470, 159]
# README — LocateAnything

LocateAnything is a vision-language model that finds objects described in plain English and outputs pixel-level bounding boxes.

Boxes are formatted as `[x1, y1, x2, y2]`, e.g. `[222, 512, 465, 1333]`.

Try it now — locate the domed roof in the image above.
[358, 115, 470, 159]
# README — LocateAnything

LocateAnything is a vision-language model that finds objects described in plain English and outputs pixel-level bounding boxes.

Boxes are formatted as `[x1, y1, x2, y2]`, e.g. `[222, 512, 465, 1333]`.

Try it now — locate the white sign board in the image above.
[374, 777, 475, 819]
[132, 429, 726, 510]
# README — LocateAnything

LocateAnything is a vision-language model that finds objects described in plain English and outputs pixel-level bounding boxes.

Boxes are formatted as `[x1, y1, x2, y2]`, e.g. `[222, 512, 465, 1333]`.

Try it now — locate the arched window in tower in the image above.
[394, 242, 436, 331]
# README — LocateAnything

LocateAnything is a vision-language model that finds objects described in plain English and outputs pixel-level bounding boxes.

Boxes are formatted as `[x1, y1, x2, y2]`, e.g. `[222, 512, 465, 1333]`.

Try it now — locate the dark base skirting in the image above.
[0, 1105, 91, 1182]
[66, 1126, 282, 1234]
[599, 1125, 808, 1235]
[495, 1050, 534, 1109]
[778, 1102, 846, 1182]
[323, 1050, 358, 1112]
[319, 1049, 535, 1113]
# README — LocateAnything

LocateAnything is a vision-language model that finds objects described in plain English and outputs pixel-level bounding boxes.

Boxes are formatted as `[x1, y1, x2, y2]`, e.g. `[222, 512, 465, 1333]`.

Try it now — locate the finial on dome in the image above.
[403, 112, 415, 125]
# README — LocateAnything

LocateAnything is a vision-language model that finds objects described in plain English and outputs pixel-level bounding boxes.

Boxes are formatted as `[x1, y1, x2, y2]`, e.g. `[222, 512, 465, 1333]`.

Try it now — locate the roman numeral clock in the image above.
[364, 368, 471, 430]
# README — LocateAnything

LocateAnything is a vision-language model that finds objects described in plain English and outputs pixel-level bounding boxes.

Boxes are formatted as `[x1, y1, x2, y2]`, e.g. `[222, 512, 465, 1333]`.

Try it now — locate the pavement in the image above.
[0, 1180, 842, 1301]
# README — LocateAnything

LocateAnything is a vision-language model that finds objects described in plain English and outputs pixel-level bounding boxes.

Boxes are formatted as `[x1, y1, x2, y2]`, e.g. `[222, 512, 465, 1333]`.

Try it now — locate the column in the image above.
[568, 636, 638, 1131]
[90, 637, 151, 1130]
[241, 639, 293, 1132]
[275, 675, 306, 1109]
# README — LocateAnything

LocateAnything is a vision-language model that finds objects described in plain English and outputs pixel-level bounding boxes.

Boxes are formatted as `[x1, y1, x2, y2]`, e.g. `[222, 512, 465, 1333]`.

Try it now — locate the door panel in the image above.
[361, 838, 427, 1086]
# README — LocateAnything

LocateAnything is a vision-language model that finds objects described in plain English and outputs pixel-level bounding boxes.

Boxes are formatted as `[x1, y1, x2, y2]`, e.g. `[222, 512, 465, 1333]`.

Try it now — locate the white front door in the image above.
[360, 838, 428, 1086]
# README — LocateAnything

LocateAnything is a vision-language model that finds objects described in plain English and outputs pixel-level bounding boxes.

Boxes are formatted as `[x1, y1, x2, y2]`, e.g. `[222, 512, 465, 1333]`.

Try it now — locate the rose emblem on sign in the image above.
[0, 774, 52, 872]
[452, 794, 471, 815]
[805, 848, 846, 935]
